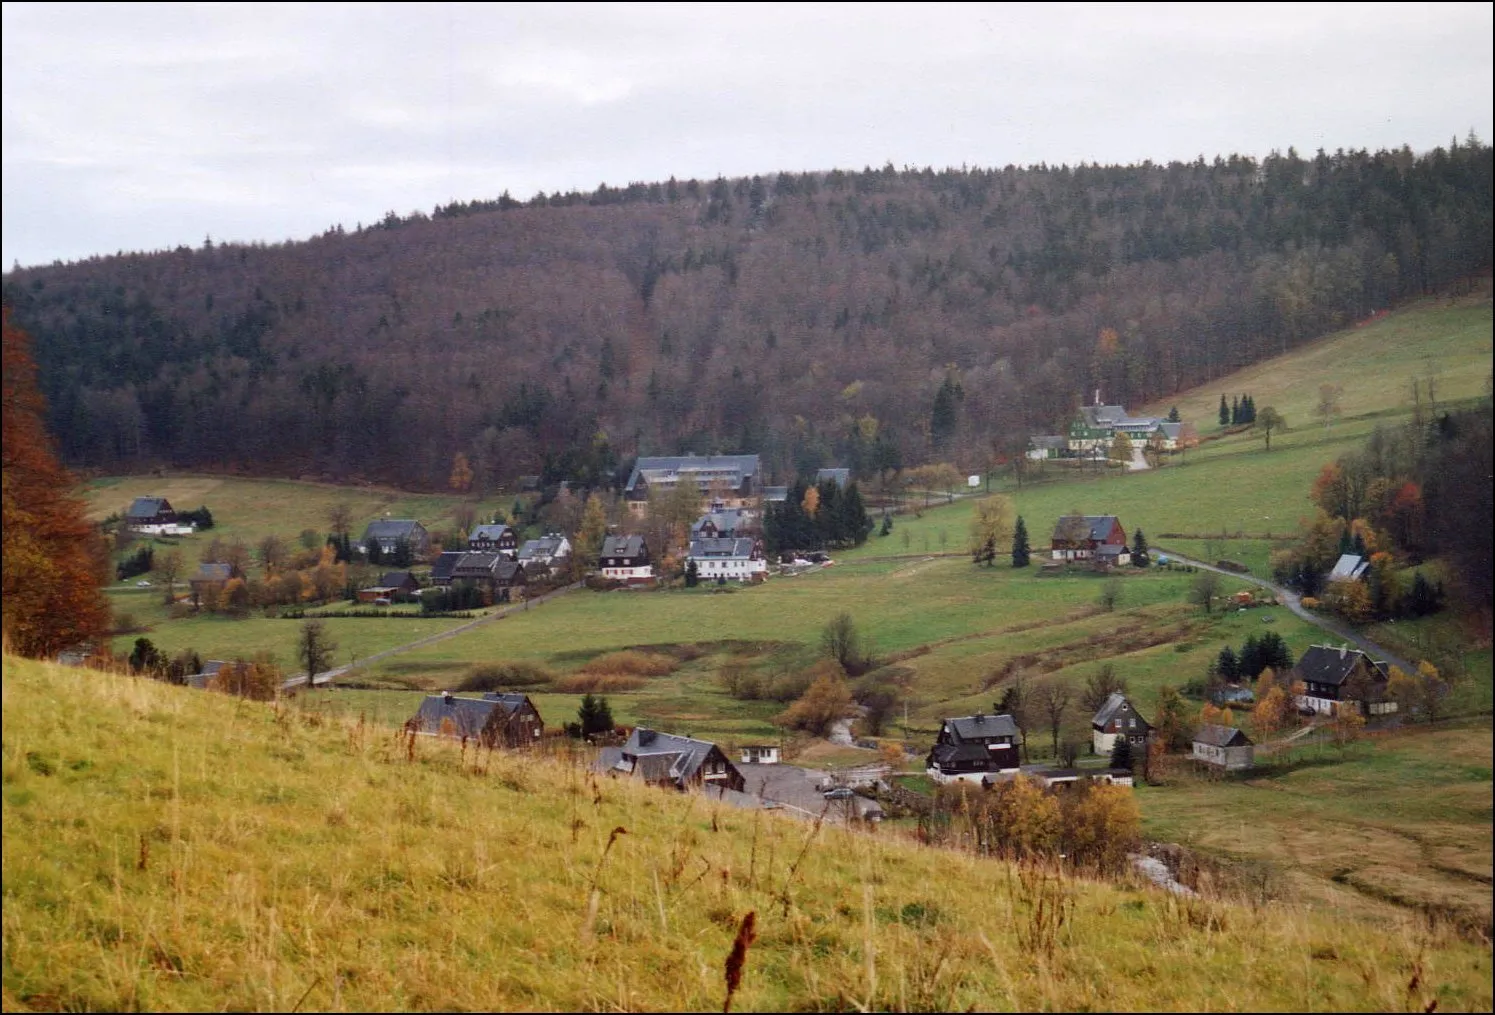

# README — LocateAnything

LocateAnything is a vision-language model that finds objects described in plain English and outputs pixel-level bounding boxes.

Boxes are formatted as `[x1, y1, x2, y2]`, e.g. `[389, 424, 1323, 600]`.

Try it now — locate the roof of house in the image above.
[1156, 421, 1184, 439]
[469, 523, 512, 542]
[192, 562, 233, 582]
[624, 454, 762, 495]
[410, 694, 504, 737]
[1194, 724, 1252, 748]
[945, 713, 1019, 740]
[126, 496, 171, 519]
[620, 727, 727, 784]
[518, 535, 569, 560]
[1029, 435, 1068, 450]
[430, 551, 465, 581]
[1052, 515, 1124, 544]
[452, 551, 502, 576]
[691, 507, 756, 535]
[1328, 554, 1370, 581]
[1294, 644, 1389, 688]
[1092, 692, 1151, 729]
[480, 692, 534, 716]
[378, 571, 417, 588]
[928, 741, 1006, 768]
[601, 534, 648, 558]
[363, 519, 424, 541]
[688, 537, 756, 560]
[816, 467, 851, 489]
[762, 485, 789, 502]
[1080, 404, 1131, 427]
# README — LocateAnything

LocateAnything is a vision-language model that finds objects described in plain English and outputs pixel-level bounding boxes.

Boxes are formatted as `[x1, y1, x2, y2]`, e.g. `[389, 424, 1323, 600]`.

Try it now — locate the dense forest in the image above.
[3, 139, 1490, 491]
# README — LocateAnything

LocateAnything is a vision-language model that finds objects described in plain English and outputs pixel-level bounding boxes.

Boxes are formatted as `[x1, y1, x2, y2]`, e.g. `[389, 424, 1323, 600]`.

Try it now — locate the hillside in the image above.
[3, 656, 1490, 1012]
[6, 143, 1492, 489]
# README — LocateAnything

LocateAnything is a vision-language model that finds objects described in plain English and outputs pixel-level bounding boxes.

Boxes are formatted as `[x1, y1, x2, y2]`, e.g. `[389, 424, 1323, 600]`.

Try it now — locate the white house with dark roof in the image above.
[517, 534, 571, 575]
[687, 537, 766, 582]
[1292, 644, 1397, 716]
[124, 496, 195, 535]
[606, 728, 745, 792]
[926, 713, 1022, 784]
[1192, 725, 1255, 770]
[1091, 693, 1153, 756]
[599, 534, 653, 582]
[468, 523, 518, 556]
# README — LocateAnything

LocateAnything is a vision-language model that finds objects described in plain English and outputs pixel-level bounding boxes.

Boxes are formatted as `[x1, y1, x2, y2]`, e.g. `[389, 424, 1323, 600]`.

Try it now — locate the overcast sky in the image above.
[4, 2, 1492, 269]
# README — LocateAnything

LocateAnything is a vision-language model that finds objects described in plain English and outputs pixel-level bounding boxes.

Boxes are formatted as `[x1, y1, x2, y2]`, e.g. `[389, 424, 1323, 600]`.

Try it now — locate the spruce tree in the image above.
[1168, 406, 1181, 423]
[684, 558, 699, 587]
[1230, 396, 1240, 425]
[1132, 527, 1149, 566]
[1109, 736, 1133, 770]
[1219, 395, 1230, 426]
[1011, 515, 1031, 567]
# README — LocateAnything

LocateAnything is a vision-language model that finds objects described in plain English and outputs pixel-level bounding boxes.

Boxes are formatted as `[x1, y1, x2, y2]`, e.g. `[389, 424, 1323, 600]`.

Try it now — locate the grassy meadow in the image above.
[5, 657, 1490, 1013]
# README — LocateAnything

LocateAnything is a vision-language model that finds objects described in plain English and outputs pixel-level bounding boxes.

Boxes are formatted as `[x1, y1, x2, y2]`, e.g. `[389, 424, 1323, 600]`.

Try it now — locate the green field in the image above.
[5, 657, 1489, 1012]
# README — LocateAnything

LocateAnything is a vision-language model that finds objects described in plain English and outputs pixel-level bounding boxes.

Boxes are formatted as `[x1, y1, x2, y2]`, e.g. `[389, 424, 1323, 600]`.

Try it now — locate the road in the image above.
[1153, 548, 1416, 673]
[280, 582, 584, 691]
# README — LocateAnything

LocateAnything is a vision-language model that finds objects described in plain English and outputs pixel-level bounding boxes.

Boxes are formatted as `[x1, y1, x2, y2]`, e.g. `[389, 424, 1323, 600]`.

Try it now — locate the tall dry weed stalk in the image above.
[722, 910, 757, 1013]
[581, 825, 628, 943]
[779, 802, 829, 916]
[1012, 863, 1073, 957]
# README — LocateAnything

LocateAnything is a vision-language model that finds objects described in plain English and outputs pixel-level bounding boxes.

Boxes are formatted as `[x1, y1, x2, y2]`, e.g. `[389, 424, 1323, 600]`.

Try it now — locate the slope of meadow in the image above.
[3, 656, 1489, 1012]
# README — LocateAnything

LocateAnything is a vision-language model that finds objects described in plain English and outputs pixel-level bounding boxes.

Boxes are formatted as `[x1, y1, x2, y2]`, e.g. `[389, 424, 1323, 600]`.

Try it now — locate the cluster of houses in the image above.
[924, 644, 1400, 782]
[1027, 397, 1195, 461]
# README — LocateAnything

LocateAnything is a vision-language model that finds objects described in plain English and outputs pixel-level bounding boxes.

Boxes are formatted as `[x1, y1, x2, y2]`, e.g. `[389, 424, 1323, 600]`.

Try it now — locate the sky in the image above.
[4, 2, 1492, 269]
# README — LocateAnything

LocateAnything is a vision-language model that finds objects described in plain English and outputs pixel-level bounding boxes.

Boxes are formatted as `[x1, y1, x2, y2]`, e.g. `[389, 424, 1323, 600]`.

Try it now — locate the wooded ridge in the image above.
[4, 141, 1490, 490]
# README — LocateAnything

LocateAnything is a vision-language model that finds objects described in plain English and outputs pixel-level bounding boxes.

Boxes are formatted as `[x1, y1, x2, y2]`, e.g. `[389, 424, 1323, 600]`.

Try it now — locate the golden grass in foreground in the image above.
[4, 656, 1490, 1012]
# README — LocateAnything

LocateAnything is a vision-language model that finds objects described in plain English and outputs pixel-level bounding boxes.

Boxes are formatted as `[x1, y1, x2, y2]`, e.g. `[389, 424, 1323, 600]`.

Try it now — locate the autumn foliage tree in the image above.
[1, 311, 111, 658]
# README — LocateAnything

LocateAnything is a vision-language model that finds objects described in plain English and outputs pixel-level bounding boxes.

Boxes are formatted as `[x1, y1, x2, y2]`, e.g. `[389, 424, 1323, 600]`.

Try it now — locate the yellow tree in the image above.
[968, 495, 1014, 563]
[449, 452, 474, 493]
[801, 484, 820, 519]
[574, 493, 609, 576]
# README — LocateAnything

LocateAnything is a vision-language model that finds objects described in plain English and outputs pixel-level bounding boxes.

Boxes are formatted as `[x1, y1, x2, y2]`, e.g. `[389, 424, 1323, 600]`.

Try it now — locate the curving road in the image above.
[1154, 548, 1416, 673]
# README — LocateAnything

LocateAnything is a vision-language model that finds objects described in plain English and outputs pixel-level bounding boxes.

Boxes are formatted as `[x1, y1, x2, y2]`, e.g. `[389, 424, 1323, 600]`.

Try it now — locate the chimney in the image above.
[442, 690, 453, 703]
[1339, 645, 1347, 659]
[1094, 388, 1101, 406]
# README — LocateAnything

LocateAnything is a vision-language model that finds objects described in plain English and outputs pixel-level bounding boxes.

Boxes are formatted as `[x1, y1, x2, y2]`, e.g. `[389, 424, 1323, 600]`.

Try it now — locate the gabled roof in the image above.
[621, 727, 724, 784]
[469, 523, 512, 542]
[688, 537, 756, 560]
[1328, 554, 1370, 581]
[691, 507, 755, 536]
[378, 571, 417, 588]
[192, 562, 232, 582]
[1052, 515, 1124, 544]
[363, 519, 424, 541]
[518, 535, 569, 560]
[126, 496, 171, 519]
[1092, 692, 1151, 729]
[762, 486, 789, 502]
[430, 551, 465, 581]
[1195, 724, 1252, 748]
[929, 741, 1008, 768]
[1155, 421, 1184, 439]
[1294, 644, 1389, 688]
[1080, 404, 1130, 427]
[624, 454, 762, 494]
[410, 694, 503, 737]
[481, 692, 535, 716]
[601, 534, 648, 558]
[945, 713, 1019, 740]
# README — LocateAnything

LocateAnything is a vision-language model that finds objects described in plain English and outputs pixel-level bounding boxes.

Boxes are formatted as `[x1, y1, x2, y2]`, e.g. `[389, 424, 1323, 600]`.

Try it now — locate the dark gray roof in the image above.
[929, 741, 1009, 767]
[378, 571, 417, 588]
[691, 508, 755, 536]
[1294, 645, 1388, 688]
[601, 534, 648, 558]
[410, 694, 522, 737]
[469, 523, 512, 542]
[624, 454, 762, 495]
[363, 519, 424, 541]
[946, 713, 1019, 740]
[481, 692, 533, 715]
[452, 551, 503, 577]
[816, 468, 851, 489]
[1091, 692, 1152, 729]
[621, 728, 722, 783]
[1194, 724, 1252, 748]
[688, 537, 756, 560]
[1029, 435, 1068, 449]
[430, 551, 465, 580]
[762, 486, 788, 502]
[193, 562, 232, 582]
[126, 496, 171, 519]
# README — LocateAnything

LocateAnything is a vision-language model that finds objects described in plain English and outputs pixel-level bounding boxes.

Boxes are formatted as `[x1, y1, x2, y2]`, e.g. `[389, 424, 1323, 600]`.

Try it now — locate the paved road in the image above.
[280, 582, 584, 691]
[1154, 548, 1417, 673]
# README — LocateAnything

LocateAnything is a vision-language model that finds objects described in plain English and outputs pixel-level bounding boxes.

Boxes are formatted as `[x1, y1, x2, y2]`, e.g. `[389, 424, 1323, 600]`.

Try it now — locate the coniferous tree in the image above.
[1131, 527, 1149, 566]
[1230, 396, 1241, 425]
[1109, 736, 1133, 770]
[684, 558, 699, 587]
[1168, 406, 1181, 423]
[1219, 395, 1230, 427]
[1011, 515, 1031, 567]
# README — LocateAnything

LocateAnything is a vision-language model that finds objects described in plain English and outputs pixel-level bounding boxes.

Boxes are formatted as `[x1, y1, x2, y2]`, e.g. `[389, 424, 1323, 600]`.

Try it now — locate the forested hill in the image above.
[5, 141, 1491, 491]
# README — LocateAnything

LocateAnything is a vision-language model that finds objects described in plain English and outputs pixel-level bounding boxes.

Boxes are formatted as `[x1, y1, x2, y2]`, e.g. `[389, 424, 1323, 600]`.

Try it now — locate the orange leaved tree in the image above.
[1, 310, 111, 658]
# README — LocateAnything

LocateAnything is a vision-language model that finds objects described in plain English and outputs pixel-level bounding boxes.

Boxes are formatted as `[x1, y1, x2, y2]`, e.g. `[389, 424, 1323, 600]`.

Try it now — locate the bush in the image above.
[553, 673, 646, 694]
[458, 662, 555, 691]
[579, 650, 678, 677]
[1300, 596, 1320, 609]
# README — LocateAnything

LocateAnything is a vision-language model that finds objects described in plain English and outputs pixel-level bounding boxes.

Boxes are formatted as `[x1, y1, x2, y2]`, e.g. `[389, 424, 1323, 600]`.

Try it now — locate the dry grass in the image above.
[553, 673, 649, 694]
[3, 654, 1491, 1012]
[579, 649, 680, 677]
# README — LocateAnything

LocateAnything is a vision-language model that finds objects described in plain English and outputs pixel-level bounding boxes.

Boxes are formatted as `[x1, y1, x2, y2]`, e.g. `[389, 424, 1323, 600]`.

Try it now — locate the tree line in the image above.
[3, 140, 1489, 491]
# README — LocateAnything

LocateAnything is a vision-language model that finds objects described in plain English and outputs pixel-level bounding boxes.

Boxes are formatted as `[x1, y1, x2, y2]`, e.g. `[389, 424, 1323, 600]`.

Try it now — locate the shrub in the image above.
[458, 662, 555, 692]
[553, 673, 646, 694]
[579, 650, 678, 677]
[1300, 596, 1320, 610]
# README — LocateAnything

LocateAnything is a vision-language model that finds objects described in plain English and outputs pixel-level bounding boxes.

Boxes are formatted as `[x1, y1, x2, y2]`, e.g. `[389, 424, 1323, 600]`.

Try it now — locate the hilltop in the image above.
[6, 143, 1491, 489]
[3, 655, 1490, 1012]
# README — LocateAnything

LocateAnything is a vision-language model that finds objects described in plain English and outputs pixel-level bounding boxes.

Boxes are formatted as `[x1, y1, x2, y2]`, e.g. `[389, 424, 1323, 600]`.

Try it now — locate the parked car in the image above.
[135, 580, 152, 587]
[373, 597, 392, 606]
[823, 787, 856, 800]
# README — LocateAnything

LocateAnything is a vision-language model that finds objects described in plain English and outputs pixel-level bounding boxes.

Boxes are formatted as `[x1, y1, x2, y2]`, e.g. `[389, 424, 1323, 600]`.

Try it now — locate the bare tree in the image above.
[1037, 680, 1072, 759]
[299, 619, 337, 681]
[1190, 570, 1221, 614]
[328, 502, 353, 540]
[157, 549, 183, 604]
[1080, 664, 1127, 715]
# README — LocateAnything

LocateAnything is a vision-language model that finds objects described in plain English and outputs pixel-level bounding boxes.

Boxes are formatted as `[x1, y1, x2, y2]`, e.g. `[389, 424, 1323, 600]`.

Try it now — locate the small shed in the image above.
[740, 744, 781, 765]
[1191, 724, 1254, 770]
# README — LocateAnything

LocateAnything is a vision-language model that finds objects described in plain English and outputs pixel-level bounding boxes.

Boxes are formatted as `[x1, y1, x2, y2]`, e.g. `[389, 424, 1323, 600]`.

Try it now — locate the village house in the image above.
[428, 550, 465, 587]
[1328, 553, 1370, 582]
[599, 534, 653, 583]
[1292, 644, 1398, 717]
[739, 744, 781, 765]
[1192, 724, 1255, 770]
[691, 507, 758, 540]
[406, 691, 544, 748]
[449, 552, 527, 602]
[1091, 693, 1153, 755]
[606, 728, 746, 792]
[123, 496, 196, 535]
[468, 523, 519, 556]
[926, 713, 1022, 784]
[356, 570, 421, 604]
[623, 454, 763, 517]
[188, 562, 232, 605]
[360, 519, 430, 559]
[516, 534, 571, 577]
[1051, 515, 1130, 564]
[687, 537, 767, 582]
